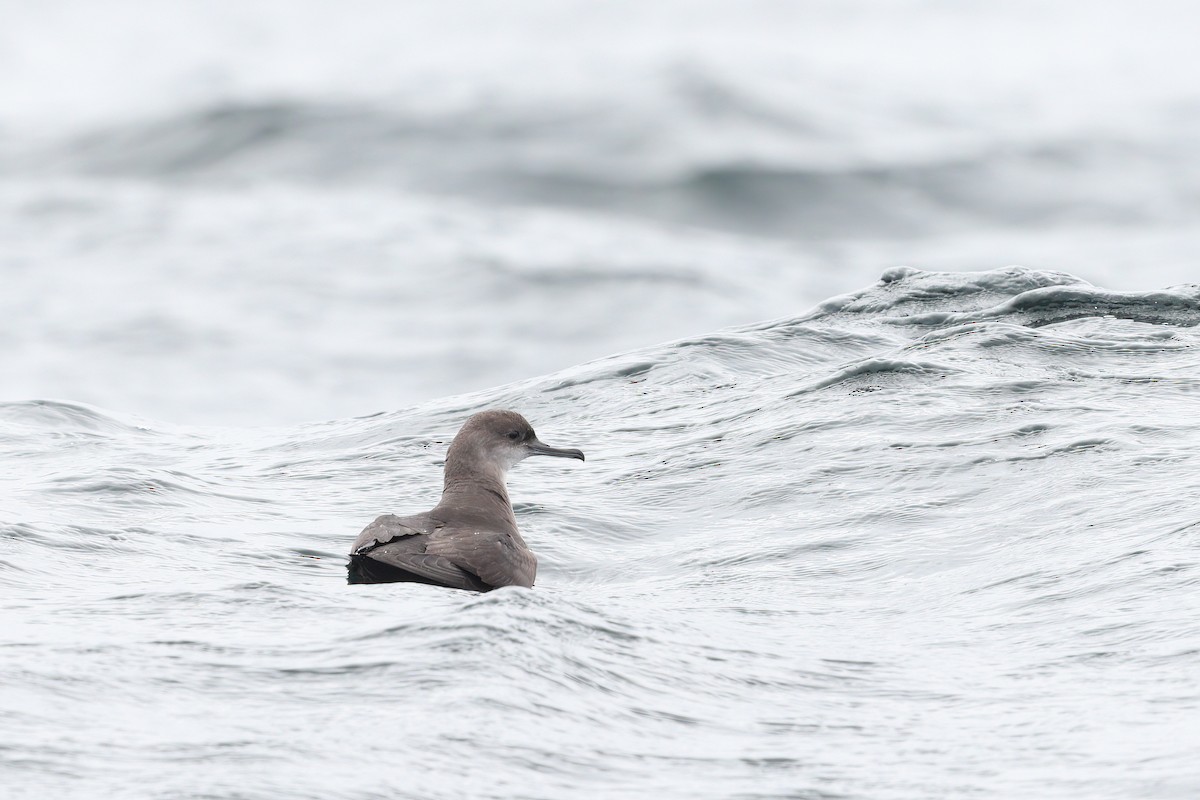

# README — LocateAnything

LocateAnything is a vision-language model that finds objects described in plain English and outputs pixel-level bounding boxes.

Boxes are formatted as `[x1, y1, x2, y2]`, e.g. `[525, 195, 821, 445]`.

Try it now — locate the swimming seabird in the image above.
[347, 409, 585, 591]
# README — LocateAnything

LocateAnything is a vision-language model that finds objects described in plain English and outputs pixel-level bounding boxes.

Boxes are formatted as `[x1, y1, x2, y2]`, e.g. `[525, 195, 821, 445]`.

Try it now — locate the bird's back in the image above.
[349, 509, 536, 590]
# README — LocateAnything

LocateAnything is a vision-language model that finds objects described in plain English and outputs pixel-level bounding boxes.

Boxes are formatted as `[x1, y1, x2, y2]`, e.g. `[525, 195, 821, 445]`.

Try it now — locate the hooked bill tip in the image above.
[527, 441, 585, 461]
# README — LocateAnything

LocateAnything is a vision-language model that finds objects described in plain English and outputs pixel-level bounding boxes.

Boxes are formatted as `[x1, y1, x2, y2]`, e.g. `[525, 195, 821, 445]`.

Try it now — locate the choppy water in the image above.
[5, 268, 1200, 799]
[5, 1, 1200, 798]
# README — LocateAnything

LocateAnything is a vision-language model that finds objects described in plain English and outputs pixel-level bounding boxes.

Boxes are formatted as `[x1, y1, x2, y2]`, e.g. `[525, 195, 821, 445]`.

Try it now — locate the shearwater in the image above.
[348, 410, 585, 591]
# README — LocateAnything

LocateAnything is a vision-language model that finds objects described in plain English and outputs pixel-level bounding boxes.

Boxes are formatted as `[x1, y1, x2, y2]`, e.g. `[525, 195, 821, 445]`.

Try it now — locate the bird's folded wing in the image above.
[360, 544, 487, 592]
[351, 513, 438, 553]
[426, 529, 537, 589]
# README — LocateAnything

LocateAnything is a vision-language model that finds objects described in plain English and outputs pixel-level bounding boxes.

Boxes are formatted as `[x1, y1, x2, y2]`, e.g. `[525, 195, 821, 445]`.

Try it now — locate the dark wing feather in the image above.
[351, 513, 534, 591]
[425, 528, 537, 589]
[352, 513, 494, 591]
[351, 513, 439, 553]
[361, 543, 488, 592]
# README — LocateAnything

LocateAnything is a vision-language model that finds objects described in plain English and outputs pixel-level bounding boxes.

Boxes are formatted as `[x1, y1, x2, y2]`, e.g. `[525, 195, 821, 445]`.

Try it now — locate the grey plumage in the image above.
[348, 410, 584, 591]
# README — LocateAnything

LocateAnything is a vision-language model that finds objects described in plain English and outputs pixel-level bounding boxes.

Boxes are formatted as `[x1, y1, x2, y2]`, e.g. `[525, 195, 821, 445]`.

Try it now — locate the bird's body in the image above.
[348, 410, 584, 591]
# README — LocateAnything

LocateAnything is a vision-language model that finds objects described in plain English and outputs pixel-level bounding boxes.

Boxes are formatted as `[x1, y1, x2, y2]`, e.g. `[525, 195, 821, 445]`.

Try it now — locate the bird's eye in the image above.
[507, 431, 521, 441]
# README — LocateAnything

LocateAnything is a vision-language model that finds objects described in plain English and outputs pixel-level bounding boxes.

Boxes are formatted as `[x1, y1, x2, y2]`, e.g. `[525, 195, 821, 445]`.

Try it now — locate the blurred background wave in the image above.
[2, 0, 1199, 423]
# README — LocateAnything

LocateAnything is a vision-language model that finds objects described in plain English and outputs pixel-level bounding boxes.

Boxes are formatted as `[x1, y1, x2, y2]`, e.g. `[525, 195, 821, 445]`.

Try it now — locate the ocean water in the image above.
[5, 268, 1200, 799]
[4, 1, 1200, 798]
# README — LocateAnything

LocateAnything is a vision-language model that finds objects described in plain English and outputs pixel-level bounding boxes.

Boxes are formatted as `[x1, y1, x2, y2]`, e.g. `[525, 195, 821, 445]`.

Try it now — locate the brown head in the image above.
[443, 410, 584, 491]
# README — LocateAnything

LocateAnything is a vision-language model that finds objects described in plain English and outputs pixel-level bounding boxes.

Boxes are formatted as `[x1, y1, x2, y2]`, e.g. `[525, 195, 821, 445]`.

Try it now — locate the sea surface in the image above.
[3, 1, 1200, 798]
[5, 268, 1200, 799]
